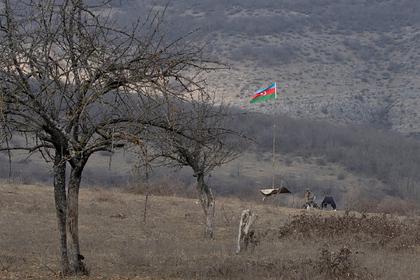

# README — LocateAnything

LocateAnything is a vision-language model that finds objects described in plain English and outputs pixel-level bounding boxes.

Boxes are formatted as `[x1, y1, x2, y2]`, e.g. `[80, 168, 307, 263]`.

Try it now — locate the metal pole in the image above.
[272, 121, 275, 188]
[272, 82, 277, 188]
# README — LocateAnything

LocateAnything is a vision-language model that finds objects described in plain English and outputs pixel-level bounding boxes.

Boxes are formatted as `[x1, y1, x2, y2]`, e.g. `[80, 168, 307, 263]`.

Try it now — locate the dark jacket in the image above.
[321, 196, 336, 210]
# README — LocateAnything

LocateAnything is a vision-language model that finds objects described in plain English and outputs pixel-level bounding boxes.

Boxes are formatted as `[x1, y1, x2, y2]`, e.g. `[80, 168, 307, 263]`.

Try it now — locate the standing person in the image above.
[303, 188, 316, 209]
[304, 188, 314, 203]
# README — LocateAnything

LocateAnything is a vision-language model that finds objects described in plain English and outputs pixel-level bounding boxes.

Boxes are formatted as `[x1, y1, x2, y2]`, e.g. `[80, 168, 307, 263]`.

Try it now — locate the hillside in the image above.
[2, 111, 420, 213]
[2, 149, 415, 215]
[1, 183, 420, 279]
[2, 0, 419, 216]
[111, 0, 420, 135]
[2, 2, 420, 279]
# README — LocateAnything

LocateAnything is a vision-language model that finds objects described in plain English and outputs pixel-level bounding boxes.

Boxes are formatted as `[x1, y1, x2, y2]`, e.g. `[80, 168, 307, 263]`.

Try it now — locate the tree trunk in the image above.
[53, 151, 70, 275]
[236, 209, 257, 254]
[196, 174, 215, 239]
[67, 165, 88, 275]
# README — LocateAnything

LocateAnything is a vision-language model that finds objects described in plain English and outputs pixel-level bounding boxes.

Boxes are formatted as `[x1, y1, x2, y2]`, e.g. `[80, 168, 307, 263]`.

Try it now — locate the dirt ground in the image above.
[1, 183, 420, 279]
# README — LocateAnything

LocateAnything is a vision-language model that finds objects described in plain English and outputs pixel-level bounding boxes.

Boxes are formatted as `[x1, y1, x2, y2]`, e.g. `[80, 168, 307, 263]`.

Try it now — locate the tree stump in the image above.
[236, 209, 257, 254]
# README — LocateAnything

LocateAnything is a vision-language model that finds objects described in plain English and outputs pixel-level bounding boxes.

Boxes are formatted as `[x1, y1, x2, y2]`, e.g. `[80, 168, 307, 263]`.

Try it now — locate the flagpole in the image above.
[250, 82, 278, 189]
[272, 121, 275, 188]
[272, 83, 277, 188]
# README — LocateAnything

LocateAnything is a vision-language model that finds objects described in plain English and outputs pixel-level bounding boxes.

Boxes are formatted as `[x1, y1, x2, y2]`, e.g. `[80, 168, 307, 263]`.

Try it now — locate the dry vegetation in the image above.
[1, 183, 420, 279]
[126, 0, 420, 132]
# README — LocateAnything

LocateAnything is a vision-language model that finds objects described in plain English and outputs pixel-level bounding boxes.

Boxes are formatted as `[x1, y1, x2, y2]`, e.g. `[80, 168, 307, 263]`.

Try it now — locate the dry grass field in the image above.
[1, 183, 420, 279]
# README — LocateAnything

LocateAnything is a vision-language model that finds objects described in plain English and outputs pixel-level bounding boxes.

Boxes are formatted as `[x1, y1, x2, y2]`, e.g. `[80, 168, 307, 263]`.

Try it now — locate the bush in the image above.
[316, 246, 374, 280]
[272, 212, 420, 250]
[337, 173, 346, 180]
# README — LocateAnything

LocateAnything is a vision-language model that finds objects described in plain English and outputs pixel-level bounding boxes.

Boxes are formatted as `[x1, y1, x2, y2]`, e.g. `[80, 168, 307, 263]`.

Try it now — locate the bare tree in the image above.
[150, 92, 241, 238]
[0, 0, 213, 275]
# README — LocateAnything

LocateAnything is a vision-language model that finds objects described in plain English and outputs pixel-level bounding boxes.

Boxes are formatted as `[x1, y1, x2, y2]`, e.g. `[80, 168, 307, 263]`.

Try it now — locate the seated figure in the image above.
[303, 189, 318, 209]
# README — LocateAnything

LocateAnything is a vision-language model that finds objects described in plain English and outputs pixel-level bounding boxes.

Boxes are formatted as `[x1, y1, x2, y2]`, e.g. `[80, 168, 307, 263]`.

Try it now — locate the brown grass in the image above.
[269, 212, 420, 250]
[1, 183, 420, 279]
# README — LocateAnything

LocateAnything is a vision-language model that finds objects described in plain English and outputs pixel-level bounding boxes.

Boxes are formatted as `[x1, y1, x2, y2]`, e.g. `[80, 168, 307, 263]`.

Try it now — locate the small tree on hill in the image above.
[150, 92, 241, 238]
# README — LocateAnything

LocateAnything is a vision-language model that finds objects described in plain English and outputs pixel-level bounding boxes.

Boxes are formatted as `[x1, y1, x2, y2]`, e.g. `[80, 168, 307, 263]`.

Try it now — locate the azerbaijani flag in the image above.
[250, 82, 277, 104]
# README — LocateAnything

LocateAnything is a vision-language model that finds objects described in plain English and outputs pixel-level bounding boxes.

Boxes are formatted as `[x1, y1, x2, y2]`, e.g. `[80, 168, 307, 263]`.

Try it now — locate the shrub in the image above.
[337, 172, 346, 180]
[272, 212, 420, 250]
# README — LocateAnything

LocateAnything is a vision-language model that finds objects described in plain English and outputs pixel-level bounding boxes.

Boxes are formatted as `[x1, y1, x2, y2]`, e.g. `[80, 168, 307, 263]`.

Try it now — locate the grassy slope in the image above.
[1, 183, 420, 279]
[147, 1, 420, 134]
[211, 152, 399, 213]
[1, 150, 385, 210]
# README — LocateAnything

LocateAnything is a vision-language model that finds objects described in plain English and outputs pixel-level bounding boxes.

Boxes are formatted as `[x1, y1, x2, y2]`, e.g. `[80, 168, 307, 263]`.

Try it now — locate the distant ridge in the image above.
[110, 1, 420, 134]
